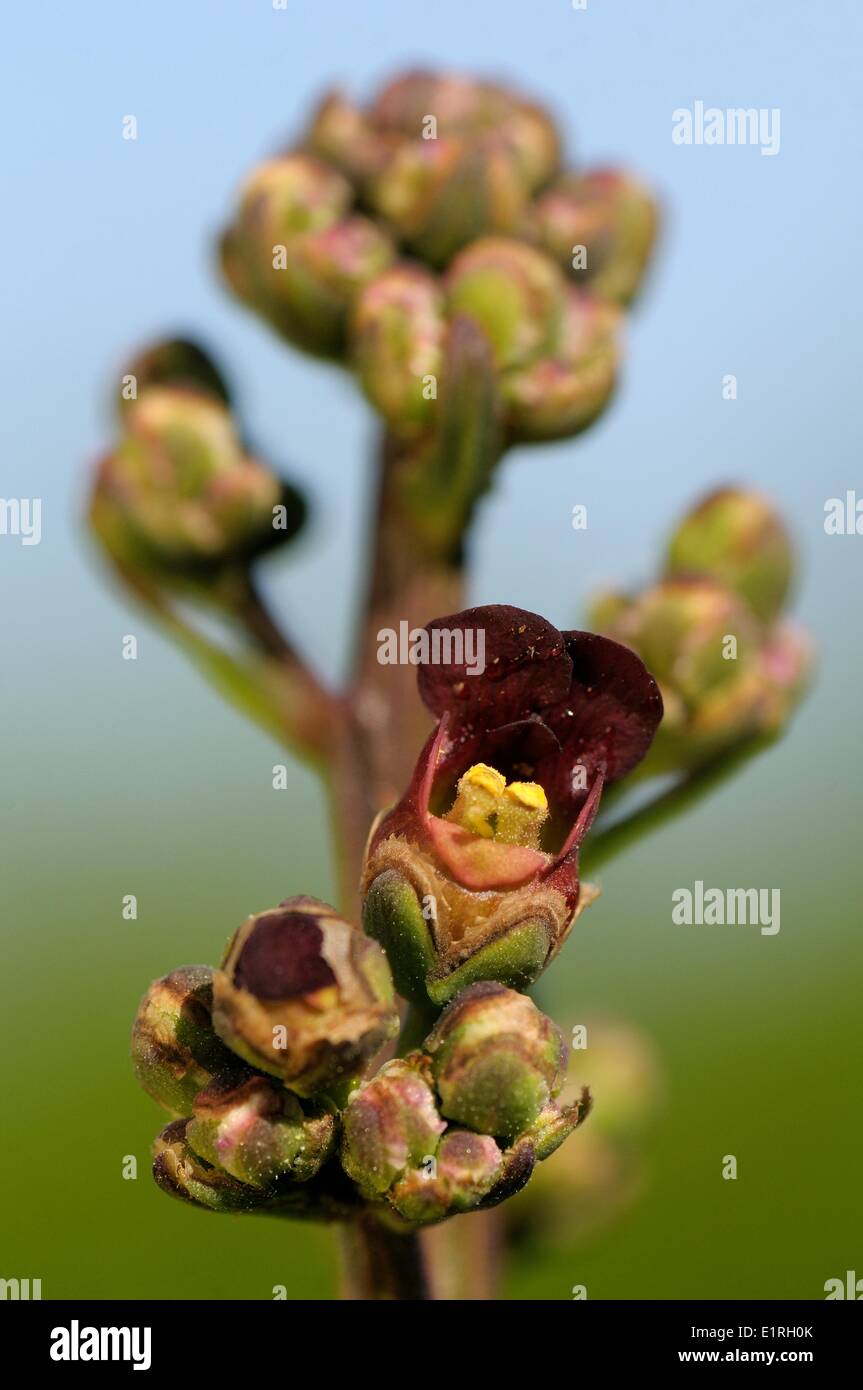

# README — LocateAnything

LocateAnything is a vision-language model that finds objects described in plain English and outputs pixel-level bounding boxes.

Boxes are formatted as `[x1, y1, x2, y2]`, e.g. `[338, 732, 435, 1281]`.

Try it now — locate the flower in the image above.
[362, 604, 662, 1004]
[212, 896, 399, 1099]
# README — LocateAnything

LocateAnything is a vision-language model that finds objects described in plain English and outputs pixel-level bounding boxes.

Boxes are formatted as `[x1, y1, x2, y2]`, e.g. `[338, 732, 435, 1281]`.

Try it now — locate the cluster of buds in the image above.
[589, 489, 811, 773]
[132, 901, 589, 1228]
[131, 603, 662, 1230]
[89, 338, 306, 584]
[133, 898, 398, 1218]
[341, 984, 590, 1227]
[219, 69, 658, 535]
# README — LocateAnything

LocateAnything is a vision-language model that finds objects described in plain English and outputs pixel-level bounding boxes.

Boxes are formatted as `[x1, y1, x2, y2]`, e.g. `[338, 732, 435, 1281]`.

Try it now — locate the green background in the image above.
[2, 0, 861, 1299]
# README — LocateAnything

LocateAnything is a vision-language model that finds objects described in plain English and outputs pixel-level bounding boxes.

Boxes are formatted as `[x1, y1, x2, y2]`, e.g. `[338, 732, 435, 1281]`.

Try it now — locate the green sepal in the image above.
[427, 918, 550, 1007]
[362, 870, 437, 1004]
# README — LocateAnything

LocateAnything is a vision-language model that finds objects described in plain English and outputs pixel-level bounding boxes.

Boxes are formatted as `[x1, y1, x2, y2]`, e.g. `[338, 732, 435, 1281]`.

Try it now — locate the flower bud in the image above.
[220, 155, 394, 356]
[131, 966, 236, 1118]
[304, 90, 393, 185]
[185, 1070, 335, 1187]
[153, 1119, 274, 1213]
[502, 290, 620, 442]
[665, 488, 794, 625]
[446, 237, 563, 370]
[425, 982, 567, 1141]
[363, 73, 560, 266]
[605, 577, 760, 707]
[387, 1128, 503, 1226]
[531, 169, 658, 304]
[340, 1057, 446, 1197]
[91, 387, 304, 575]
[351, 264, 446, 432]
[212, 897, 398, 1098]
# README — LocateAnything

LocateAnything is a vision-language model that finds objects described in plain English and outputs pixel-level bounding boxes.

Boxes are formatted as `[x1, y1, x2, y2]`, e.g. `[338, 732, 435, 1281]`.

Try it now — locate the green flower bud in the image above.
[446, 237, 563, 370]
[152, 1119, 274, 1213]
[212, 897, 398, 1099]
[502, 291, 620, 442]
[425, 982, 566, 1141]
[131, 966, 236, 1118]
[304, 90, 393, 186]
[607, 577, 761, 707]
[91, 387, 304, 576]
[387, 1128, 503, 1226]
[351, 264, 446, 432]
[340, 1056, 446, 1197]
[531, 169, 659, 305]
[665, 488, 794, 625]
[185, 1070, 336, 1187]
[220, 155, 395, 356]
[363, 73, 560, 267]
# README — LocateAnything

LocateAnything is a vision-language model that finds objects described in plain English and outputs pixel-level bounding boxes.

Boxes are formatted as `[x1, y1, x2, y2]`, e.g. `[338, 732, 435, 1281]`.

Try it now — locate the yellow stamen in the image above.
[460, 764, 507, 797]
[446, 764, 548, 849]
[445, 763, 506, 839]
[504, 781, 548, 812]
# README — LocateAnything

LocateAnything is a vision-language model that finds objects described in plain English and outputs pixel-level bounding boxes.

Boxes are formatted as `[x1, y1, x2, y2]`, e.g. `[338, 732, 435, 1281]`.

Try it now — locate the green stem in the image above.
[396, 1000, 441, 1056]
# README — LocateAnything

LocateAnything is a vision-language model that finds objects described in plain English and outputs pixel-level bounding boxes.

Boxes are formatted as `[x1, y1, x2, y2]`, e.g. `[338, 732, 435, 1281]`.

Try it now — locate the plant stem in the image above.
[339, 1218, 439, 1301]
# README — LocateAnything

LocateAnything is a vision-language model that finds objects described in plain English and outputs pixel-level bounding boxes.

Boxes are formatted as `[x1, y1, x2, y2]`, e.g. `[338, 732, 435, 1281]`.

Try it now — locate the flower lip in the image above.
[369, 604, 661, 891]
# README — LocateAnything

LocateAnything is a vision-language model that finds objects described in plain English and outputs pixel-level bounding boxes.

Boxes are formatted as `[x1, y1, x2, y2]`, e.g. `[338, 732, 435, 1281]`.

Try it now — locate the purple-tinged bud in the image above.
[304, 90, 395, 186]
[665, 488, 794, 625]
[503, 290, 620, 442]
[351, 264, 446, 432]
[131, 966, 236, 1118]
[212, 897, 398, 1098]
[531, 169, 659, 305]
[425, 982, 567, 1141]
[185, 1070, 335, 1187]
[152, 1119, 274, 1213]
[361, 73, 560, 266]
[220, 155, 394, 356]
[387, 1128, 503, 1226]
[341, 1056, 446, 1197]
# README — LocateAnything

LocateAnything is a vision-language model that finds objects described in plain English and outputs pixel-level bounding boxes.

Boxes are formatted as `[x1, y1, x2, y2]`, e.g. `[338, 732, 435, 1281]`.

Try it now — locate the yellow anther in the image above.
[460, 764, 506, 797]
[504, 781, 548, 811]
[446, 764, 549, 850]
[496, 778, 548, 849]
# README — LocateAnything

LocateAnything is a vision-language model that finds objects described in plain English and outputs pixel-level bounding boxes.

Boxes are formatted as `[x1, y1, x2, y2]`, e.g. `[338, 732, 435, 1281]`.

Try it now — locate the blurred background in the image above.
[2, 0, 861, 1299]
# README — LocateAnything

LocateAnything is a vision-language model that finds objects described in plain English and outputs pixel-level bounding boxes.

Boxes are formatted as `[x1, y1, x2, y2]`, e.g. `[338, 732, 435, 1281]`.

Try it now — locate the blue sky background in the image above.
[2, 0, 862, 1299]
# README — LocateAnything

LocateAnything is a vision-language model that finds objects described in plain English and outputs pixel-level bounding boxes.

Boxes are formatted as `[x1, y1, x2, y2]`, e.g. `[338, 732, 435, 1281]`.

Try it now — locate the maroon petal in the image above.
[541, 632, 663, 803]
[417, 605, 572, 731]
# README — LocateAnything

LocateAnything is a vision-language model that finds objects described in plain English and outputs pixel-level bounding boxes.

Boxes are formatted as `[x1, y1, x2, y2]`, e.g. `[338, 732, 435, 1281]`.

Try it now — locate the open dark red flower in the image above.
[362, 605, 662, 1005]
